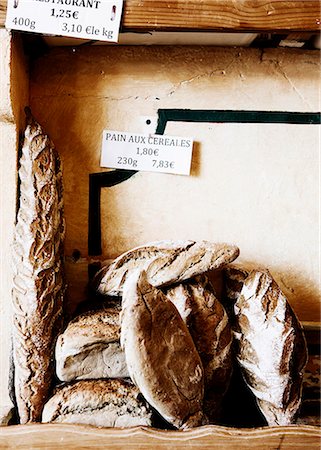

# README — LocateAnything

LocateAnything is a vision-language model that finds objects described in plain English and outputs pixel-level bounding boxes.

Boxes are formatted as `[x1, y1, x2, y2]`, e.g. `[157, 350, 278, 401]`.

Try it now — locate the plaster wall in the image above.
[29, 45, 320, 321]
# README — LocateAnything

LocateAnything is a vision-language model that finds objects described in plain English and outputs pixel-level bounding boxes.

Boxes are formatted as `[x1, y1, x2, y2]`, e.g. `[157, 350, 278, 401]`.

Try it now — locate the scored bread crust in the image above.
[120, 270, 205, 429]
[42, 379, 152, 427]
[233, 269, 308, 426]
[95, 240, 239, 296]
[222, 266, 249, 322]
[165, 275, 233, 423]
[55, 308, 128, 381]
[12, 112, 65, 423]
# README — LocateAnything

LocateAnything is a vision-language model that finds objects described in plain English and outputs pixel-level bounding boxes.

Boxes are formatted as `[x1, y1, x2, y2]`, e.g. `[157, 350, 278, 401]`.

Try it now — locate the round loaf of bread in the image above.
[42, 379, 153, 427]
[56, 308, 128, 382]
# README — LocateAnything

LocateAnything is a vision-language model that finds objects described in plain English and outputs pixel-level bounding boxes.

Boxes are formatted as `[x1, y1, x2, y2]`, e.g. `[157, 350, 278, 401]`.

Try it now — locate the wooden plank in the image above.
[0, 0, 5, 29]
[0, 29, 29, 426]
[1, 0, 321, 32]
[0, 424, 320, 449]
[121, 0, 321, 32]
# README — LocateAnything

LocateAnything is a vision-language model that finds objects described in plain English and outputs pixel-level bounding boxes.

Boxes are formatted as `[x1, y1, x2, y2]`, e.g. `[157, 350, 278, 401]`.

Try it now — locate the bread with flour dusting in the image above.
[55, 308, 128, 382]
[120, 270, 205, 429]
[233, 269, 308, 425]
[165, 275, 233, 422]
[222, 266, 249, 322]
[42, 379, 152, 427]
[95, 240, 239, 296]
[12, 111, 65, 423]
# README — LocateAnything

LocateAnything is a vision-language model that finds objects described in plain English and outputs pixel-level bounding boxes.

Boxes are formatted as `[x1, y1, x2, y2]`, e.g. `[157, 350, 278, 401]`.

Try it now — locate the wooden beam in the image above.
[0, 0, 321, 32]
[0, 424, 320, 449]
[121, 0, 321, 32]
[0, 1, 6, 29]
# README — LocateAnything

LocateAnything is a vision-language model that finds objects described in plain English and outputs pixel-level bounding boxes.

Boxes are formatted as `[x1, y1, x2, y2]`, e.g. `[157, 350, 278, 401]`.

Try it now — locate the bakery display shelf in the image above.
[0, 0, 321, 32]
[0, 13, 320, 448]
[0, 424, 320, 449]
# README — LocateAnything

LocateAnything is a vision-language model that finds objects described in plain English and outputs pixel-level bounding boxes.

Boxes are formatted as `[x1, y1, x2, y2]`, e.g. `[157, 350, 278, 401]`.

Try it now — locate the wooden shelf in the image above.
[0, 424, 320, 449]
[0, 14, 320, 450]
[1, 0, 321, 32]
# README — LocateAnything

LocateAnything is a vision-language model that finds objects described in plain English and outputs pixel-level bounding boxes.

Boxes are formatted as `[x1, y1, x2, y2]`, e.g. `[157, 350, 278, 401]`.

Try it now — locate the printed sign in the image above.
[5, 0, 123, 42]
[101, 130, 194, 175]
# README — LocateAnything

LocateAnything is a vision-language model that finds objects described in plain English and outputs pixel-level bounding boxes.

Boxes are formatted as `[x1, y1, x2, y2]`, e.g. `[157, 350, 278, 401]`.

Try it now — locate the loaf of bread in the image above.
[42, 379, 153, 427]
[12, 110, 65, 423]
[233, 269, 308, 425]
[95, 240, 239, 296]
[165, 275, 233, 423]
[56, 308, 128, 382]
[121, 270, 205, 429]
[222, 266, 249, 321]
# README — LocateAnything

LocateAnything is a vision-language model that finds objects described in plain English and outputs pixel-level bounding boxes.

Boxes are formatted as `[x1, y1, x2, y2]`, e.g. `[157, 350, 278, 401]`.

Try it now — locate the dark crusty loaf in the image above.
[55, 308, 128, 382]
[42, 379, 153, 427]
[233, 269, 308, 425]
[222, 266, 249, 322]
[121, 270, 205, 429]
[165, 275, 233, 423]
[95, 240, 239, 296]
[12, 111, 65, 423]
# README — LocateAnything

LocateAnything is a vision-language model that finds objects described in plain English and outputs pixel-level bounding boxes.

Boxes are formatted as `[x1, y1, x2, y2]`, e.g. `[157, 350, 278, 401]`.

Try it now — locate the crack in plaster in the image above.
[272, 61, 314, 110]
[30, 94, 147, 102]
[167, 58, 238, 96]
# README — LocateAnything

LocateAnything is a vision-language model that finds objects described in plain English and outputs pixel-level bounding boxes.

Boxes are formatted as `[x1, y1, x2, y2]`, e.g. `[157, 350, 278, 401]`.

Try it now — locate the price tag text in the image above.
[101, 131, 193, 176]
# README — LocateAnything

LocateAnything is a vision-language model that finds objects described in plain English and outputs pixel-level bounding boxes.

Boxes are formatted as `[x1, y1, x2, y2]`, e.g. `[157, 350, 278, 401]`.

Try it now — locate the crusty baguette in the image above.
[233, 269, 308, 426]
[165, 276, 233, 423]
[120, 270, 205, 429]
[42, 379, 152, 427]
[56, 308, 128, 382]
[95, 240, 239, 296]
[12, 111, 65, 423]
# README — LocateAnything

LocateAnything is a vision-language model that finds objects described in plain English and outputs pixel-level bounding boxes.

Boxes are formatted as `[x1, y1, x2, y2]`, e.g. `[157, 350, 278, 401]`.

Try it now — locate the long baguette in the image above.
[12, 111, 66, 423]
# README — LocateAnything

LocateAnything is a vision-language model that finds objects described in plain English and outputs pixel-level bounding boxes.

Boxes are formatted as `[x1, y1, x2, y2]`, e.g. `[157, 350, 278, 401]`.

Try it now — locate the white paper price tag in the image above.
[101, 130, 193, 176]
[5, 0, 123, 42]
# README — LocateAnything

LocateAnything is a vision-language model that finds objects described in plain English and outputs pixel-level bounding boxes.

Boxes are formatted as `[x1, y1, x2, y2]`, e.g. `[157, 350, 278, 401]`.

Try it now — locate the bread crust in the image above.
[42, 379, 152, 427]
[222, 266, 249, 322]
[120, 270, 205, 429]
[95, 241, 239, 296]
[12, 112, 65, 423]
[233, 269, 308, 425]
[56, 308, 128, 381]
[165, 276, 233, 422]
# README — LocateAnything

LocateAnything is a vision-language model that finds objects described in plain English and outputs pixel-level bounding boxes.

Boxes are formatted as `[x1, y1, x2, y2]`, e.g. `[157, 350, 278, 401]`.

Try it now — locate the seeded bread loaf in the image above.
[233, 269, 308, 426]
[121, 270, 205, 429]
[165, 276, 233, 422]
[56, 308, 128, 382]
[42, 379, 152, 427]
[12, 110, 65, 423]
[95, 240, 239, 296]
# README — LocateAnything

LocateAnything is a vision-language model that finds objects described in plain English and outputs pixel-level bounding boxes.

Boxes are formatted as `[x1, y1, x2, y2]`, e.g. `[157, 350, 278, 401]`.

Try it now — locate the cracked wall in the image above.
[29, 46, 320, 321]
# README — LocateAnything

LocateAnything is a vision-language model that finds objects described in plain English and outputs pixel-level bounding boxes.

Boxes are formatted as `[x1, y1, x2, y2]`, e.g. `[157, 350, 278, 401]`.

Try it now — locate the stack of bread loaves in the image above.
[13, 114, 307, 428]
[42, 240, 307, 429]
